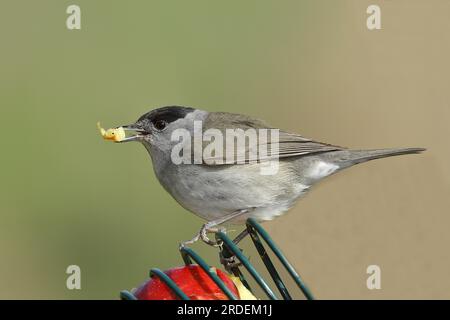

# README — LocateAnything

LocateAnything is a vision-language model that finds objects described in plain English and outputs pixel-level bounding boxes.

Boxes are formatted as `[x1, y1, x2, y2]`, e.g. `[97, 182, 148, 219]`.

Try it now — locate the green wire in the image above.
[217, 232, 278, 300]
[119, 290, 137, 300]
[180, 247, 238, 300]
[150, 268, 190, 300]
[247, 218, 315, 300]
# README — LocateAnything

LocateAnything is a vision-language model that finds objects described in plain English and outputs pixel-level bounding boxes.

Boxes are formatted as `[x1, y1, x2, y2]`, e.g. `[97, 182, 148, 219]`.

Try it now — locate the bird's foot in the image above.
[179, 223, 226, 249]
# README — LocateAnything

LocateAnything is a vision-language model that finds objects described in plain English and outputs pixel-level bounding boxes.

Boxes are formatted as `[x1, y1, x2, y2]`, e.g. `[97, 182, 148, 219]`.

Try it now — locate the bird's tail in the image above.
[335, 147, 425, 169]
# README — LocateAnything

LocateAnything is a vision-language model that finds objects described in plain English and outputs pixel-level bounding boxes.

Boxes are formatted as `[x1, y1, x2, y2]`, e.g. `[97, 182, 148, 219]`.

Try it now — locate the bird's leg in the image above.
[199, 224, 225, 247]
[180, 233, 200, 247]
[179, 224, 224, 248]
[180, 208, 253, 248]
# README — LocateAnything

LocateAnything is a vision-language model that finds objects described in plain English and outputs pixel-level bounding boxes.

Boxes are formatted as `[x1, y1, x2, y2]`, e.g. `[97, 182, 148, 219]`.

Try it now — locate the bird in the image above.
[116, 105, 425, 246]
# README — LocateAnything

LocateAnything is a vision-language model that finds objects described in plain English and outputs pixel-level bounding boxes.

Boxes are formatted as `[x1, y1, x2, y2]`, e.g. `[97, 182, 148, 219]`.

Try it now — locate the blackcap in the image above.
[119, 106, 425, 246]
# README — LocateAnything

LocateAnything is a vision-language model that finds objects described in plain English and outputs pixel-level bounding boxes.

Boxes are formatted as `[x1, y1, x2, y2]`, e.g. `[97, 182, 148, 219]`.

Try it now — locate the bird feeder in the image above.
[120, 218, 314, 300]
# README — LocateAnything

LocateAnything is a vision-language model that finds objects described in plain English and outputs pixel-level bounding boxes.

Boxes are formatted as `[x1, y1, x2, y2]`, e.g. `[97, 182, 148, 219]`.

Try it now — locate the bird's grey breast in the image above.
[153, 160, 312, 222]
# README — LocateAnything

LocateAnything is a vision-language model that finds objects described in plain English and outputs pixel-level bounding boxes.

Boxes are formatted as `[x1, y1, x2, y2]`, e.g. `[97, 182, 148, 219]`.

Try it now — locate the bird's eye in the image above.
[153, 119, 167, 131]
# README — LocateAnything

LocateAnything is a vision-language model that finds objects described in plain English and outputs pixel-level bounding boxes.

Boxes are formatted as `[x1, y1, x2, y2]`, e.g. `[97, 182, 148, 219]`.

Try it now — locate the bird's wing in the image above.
[195, 112, 345, 165]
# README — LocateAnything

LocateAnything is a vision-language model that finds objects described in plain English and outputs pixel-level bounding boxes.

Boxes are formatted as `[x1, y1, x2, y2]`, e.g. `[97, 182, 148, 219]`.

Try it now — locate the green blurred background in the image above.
[1, 0, 449, 299]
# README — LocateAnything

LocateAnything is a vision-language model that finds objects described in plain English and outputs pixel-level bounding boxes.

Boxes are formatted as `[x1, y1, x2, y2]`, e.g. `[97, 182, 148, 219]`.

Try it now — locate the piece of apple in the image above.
[133, 265, 245, 300]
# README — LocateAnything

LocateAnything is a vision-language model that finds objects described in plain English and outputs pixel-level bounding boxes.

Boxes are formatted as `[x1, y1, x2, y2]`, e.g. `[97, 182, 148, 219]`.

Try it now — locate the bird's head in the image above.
[120, 106, 206, 161]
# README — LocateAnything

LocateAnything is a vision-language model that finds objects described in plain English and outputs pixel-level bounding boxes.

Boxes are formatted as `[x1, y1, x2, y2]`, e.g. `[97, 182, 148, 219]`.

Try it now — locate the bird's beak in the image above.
[117, 124, 148, 143]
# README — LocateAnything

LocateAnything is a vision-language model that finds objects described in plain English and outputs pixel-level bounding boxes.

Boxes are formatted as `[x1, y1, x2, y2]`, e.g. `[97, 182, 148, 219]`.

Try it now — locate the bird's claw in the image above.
[178, 233, 200, 250]
[180, 223, 225, 248]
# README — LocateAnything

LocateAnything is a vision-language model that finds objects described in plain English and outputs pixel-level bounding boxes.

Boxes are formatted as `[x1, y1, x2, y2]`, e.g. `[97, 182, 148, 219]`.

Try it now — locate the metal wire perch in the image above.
[120, 217, 314, 300]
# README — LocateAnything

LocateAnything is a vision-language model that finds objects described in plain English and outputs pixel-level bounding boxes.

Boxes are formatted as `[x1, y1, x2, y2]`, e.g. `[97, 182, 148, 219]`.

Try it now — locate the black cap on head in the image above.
[138, 106, 195, 125]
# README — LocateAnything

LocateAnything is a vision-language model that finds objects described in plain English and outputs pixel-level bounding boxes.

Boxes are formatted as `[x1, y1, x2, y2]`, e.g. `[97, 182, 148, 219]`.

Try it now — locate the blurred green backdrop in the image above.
[1, 0, 449, 299]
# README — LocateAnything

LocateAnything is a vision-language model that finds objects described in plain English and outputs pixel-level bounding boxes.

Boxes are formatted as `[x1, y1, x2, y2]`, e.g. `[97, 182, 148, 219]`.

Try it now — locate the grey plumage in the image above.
[201, 112, 344, 164]
[120, 106, 425, 231]
[315, 148, 425, 169]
